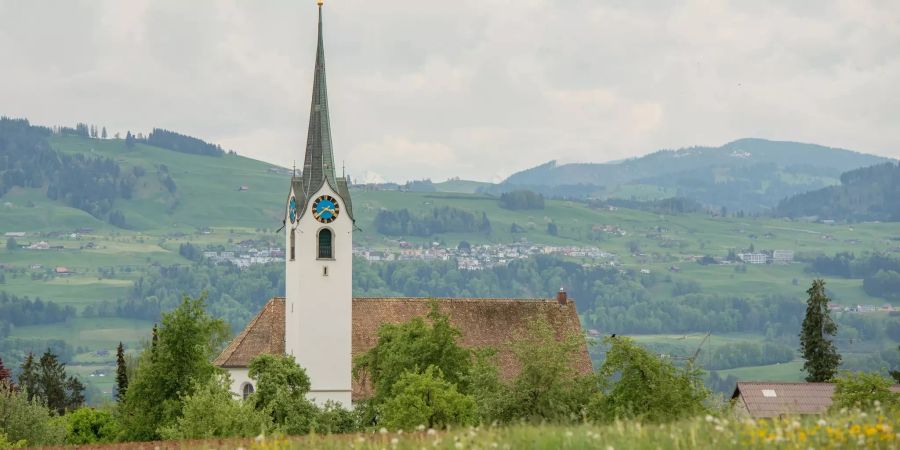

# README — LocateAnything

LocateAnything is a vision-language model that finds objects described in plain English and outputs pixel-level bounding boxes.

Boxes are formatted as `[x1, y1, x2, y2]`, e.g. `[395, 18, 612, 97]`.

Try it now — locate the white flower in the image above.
[391, 437, 399, 446]
[705, 415, 715, 422]
[427, 429, 437, 436]
[380, 427, 389, 435]
[874, 400, 881, 407]
[715, 425, 725, 432]
[357, 436, 367, 443]
[417, 424, 426, 431]
[817, 419, 827, 427]
[455, 442, 464, 449]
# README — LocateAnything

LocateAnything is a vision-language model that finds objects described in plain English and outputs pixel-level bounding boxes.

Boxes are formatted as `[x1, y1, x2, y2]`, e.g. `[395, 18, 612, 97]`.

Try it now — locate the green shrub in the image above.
[314, 400, 361, 434]
[0, 384, 65, 446]
[248, 353, 318, 435]
[589, 336, 709, 423]
[379, 366, 476, 430]
[64, 407, 120, 444]
[832, 371, 900, 411]
[159, 375, 271, 439]
[353, 302, 472, 405]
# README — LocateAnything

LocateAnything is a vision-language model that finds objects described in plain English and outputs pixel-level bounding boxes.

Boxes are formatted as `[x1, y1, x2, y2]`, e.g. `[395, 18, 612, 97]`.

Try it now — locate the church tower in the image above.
[284, 0, 354, 406]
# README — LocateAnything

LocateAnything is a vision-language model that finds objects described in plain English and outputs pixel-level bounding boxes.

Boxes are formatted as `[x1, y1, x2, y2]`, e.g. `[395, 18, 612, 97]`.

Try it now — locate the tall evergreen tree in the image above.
[800, 279, 841, 382]
[115, 341, 128, 401]
[0, 356, 14, 390]
[38, 350, 68, 414]
[18, 352, 38, 401]
[65, 376, 85, 411]
[101, 126, 108, 139]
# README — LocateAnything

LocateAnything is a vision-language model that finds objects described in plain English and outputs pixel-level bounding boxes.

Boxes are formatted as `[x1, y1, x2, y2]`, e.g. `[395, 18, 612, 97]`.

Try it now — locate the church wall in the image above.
[285, 182, 353, 407]
[227, 368, 251, 399]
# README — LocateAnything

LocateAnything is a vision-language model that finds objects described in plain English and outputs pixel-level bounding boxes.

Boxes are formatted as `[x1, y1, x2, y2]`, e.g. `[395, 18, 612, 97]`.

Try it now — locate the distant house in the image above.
[4, 232, 26, 238]
[28, 241, 50, 250]
[55, 267, 73, 275]
[238, 185, 249, 191]
[737, 253, 767, 264]
[772, 250, 794, 264]
[732, 382, 900, 418]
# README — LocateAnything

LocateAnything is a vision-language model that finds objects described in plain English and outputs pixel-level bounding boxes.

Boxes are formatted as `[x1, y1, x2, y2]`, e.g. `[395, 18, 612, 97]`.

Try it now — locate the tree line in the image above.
[808, 252, 900, 300]
[374, 207, 492, 237]
[0, 293, 77, 338]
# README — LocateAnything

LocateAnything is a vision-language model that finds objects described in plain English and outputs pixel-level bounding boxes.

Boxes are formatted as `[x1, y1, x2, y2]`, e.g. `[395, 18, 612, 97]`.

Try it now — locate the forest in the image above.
[373, 207, 492, 237]
[0, 117, 136, 225]
[776, 162, 900, 221]
[142, 128, 225, 157]
[808, 252, 900, 300]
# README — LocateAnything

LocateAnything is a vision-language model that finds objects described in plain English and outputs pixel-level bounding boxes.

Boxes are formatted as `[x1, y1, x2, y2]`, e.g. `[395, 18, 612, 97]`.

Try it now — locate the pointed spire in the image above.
[300, 0, 337, 198]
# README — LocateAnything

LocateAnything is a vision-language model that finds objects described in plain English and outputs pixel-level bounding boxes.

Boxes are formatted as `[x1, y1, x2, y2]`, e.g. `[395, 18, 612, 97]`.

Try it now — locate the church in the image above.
[214, 1, 592, 406]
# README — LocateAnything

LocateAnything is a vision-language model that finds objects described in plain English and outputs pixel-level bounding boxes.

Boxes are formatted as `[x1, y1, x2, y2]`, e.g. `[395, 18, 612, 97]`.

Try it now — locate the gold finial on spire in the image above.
[317, 0, 324, 6]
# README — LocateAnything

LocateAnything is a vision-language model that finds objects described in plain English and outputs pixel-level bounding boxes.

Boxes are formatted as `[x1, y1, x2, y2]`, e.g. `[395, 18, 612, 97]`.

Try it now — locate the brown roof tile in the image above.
[732, 381, 900, 418]
[215, 297, 592, 400]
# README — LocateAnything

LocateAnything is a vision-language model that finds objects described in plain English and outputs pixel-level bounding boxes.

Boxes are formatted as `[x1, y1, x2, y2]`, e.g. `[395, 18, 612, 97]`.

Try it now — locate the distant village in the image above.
[3, 230, 896, 315]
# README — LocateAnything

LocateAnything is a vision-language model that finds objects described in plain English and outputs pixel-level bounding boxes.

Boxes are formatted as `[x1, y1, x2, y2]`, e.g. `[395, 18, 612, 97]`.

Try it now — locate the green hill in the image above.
[775, 162, 900, 222]
[497, 138, 894, 211]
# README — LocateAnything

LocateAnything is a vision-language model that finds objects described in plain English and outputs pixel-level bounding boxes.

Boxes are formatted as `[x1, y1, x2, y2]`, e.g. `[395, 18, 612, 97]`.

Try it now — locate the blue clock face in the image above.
[289, 197, 297, 223]
[312, 195, 339, 223]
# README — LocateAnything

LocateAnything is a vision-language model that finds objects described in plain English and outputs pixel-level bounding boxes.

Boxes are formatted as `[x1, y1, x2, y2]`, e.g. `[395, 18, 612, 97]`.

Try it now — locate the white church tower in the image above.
[284, 0, 354, 407]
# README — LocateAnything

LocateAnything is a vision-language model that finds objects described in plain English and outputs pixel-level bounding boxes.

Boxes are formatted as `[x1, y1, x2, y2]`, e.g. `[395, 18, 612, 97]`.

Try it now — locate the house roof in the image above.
[215, 296, 592, 400]
[731, 381, 900, 418]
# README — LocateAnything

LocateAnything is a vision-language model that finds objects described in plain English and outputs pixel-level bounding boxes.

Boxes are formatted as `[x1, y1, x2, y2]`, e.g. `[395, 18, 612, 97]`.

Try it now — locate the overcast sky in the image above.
[1, 1, 898, 183]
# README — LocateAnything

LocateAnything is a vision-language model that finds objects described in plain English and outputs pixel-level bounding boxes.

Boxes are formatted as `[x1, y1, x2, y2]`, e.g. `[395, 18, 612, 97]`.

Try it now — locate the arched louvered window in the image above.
[318, 228, 333, 259]
[242, 382, 254, 400]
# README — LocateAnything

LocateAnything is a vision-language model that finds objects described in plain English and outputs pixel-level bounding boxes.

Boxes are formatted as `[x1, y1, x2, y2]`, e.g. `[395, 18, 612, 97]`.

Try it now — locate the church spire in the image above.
[300, 0, 337, 198]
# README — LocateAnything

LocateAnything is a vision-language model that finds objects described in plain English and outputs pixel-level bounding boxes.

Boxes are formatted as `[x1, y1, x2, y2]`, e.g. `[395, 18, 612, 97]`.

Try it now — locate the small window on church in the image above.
[290, 229, 296, 261]
[242, 382, 254, 400]
[318, 228, 333, 259]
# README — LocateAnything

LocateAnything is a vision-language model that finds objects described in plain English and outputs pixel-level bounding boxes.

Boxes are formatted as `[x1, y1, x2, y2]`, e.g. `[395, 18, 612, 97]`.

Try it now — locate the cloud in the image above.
[0, 0, 897, 183]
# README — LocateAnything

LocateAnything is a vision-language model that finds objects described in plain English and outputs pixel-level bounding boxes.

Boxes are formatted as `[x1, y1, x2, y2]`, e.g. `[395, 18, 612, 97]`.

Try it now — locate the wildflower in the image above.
[427, 429, 437, 436]
[455, 442, 464, 449]
[715, 425, 724, 432]
[380, 427, 389, 435]
[391, 437, 399, 446]
[417, 425, 426, 431]
[817, 419, 827, 427]
[705, 415, 715, 422]
[357, 436, 367, 443]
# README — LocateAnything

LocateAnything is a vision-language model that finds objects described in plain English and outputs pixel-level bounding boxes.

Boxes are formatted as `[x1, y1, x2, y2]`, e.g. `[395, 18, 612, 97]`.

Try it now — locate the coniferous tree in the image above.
[65, 376, 85, 410]
[18, 352, 38, 401]
[0, 356, 14, 390]
[101, 126, 108, 139]
[115, 341, 128, 401]
[800, 279, 841, 382]
[38, 350, 68, 414]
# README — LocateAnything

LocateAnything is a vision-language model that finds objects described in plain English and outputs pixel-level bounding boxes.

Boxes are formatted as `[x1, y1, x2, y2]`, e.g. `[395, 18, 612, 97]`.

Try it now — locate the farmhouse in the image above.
[215, 1, 591, 406]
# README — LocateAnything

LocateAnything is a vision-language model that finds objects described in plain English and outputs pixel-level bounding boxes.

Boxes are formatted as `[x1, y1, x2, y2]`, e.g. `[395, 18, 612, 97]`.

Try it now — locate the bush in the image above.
[159, 375, 270, 439]
[64, 407, 120, 444]
[353, 302, 471, 405]
[0, 384, 65, 446]
[248, 354, 318, 435]
[589, 336, 709, 423]
[832, 371, 900, 411]
[379, 366, 476, 430]
[314, 400, 360, 434]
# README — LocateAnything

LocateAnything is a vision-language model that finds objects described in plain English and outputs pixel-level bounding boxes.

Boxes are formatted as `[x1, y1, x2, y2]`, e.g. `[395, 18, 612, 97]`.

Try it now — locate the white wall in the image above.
[284, 183, 353, 407]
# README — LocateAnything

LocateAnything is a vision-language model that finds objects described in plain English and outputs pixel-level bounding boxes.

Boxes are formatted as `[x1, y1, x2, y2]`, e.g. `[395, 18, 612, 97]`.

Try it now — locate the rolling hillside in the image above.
[776, 162, 900, 221]
[496, 138, 894, 211]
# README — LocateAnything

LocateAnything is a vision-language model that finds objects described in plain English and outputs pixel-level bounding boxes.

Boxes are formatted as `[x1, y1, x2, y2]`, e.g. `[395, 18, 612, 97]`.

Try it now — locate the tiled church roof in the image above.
[214, 297, 592, 400]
